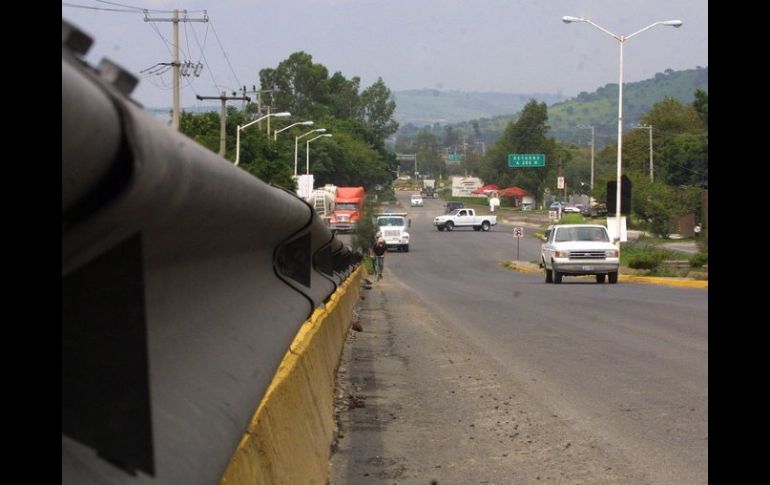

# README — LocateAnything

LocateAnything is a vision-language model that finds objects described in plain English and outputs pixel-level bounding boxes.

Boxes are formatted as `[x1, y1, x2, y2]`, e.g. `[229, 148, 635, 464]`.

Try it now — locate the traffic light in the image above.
[606, 175, 631, 215]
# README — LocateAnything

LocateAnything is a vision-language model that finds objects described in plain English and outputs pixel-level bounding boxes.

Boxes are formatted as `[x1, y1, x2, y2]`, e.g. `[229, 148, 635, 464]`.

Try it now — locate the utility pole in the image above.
[144, 10, 208, 131]
[196, 92, 251, 156]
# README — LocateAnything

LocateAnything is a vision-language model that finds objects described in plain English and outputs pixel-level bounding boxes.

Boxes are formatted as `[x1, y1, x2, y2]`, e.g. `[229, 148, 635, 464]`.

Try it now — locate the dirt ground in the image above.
[328, 272, 648, 485]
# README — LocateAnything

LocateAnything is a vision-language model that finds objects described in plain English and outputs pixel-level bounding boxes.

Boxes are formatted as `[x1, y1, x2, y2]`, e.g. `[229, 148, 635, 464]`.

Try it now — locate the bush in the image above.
[627, 252, 666, 269]
[559, 213, 588, 224]
[622, 244, 668, 270]
[689, 251, 708, 268]
[363, 255, 375, 275]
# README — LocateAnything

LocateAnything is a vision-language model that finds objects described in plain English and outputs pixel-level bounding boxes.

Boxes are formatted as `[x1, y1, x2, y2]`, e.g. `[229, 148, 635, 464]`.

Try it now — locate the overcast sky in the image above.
[62, 0, 708, 109]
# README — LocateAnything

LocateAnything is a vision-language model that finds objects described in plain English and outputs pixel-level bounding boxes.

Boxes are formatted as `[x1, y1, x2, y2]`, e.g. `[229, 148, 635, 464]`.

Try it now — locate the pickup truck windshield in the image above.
[555, 227, 609, 242]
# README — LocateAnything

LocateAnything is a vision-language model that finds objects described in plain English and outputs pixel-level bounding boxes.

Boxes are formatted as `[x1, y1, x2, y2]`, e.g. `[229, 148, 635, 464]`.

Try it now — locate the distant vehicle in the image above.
[433, 208, 497, 232]
[549, 202, 566, 211]
[375, 212, 410, 252]
[444, 201, 464, 213]
[540, 224, 619, 284]
[579, 205, 592, 217]
[563, 205, 582, 214]
[590, 203, 608, 218]
[420, 186, 437, 198]
[410, 194, 424, 207]
[421, 179, 438, 198]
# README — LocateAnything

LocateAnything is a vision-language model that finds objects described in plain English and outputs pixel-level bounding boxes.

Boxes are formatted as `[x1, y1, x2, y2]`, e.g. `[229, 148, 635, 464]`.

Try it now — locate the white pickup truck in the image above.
[540, 224, 620, 284]
[433, 208, 497, 232]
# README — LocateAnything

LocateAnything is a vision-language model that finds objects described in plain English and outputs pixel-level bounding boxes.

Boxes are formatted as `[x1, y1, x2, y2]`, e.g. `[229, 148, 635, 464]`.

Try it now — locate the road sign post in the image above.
[513, 227, 524, 260]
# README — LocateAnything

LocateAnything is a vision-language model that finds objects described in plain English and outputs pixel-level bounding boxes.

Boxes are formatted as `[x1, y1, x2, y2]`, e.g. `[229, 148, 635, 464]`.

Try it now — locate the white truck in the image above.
[375, 212, 410, 252]
[540, 224, 620, 284]
[433, 208, 497, 232]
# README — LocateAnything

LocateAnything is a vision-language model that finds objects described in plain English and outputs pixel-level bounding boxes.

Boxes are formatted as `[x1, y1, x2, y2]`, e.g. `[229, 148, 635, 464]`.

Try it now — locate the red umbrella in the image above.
[498, 186, 528, 198]
[470, 184, 501, 195]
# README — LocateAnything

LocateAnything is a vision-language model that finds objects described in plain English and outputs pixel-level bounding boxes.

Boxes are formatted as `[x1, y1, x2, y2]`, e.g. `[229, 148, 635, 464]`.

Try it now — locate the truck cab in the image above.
[330, 186, 365, 232]
[375, 213, 410, 252]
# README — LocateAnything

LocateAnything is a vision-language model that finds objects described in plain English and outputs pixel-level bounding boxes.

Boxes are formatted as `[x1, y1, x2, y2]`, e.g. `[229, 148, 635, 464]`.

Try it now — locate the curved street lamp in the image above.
[273, 120, 314, 141]
[304, 133, 333, 198]
[562, 15, 682, 250]
[235, 111, 290, 166]
[294, 128, 327, 176]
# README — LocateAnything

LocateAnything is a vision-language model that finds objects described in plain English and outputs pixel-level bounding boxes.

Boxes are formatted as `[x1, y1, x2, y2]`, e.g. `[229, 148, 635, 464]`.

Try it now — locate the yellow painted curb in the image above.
[620, 275, 708, 288]
[221, 266, 365, 485]
[504, 261, 708, 288]
[504, 262, 541, 274]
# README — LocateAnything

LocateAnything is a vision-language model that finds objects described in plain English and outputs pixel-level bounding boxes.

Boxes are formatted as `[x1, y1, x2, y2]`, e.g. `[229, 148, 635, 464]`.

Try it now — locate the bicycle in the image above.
[373, 255, 384, 281]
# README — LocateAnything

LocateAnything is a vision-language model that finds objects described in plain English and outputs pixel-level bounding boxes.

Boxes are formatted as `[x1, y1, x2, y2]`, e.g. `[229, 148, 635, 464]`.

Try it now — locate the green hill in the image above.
[392, 89, 566, 126]
[548, 67, 708, 146]
[395, 67, 708, 149]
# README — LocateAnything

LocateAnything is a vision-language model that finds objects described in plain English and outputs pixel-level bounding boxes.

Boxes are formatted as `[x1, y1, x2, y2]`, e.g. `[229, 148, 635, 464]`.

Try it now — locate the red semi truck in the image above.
[329, 186, 365, 232]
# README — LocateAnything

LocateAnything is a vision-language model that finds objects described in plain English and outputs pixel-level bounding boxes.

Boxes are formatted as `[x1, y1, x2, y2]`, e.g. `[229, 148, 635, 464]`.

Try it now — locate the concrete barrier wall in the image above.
[62, 21, 361, 484]
[222, 266, 365, 484]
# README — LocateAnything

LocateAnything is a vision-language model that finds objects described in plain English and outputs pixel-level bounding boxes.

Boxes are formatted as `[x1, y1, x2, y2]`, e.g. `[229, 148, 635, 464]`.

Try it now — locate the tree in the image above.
[327, 72, 361, 120]
[693, 89, 708, 128]
[360, 77, 399, 143]
[479, 100, 554, 195]
[259, 51, 330, 120]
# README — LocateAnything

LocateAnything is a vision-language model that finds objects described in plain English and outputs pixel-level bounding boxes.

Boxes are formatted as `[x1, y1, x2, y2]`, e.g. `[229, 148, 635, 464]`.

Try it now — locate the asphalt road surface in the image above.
[330, 192, 707, 484]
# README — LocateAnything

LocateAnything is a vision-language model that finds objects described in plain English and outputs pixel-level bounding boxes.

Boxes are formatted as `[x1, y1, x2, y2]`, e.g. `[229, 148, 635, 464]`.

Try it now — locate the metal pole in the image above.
[517, 237, 520, 261]
[218, 91, 226, 156]
[294, 137, 299, 177]
[590, 126, 595, 189]
[615, 38, 624, 249]
[171, 9, 180, 131]
[235, 125, 241, 166]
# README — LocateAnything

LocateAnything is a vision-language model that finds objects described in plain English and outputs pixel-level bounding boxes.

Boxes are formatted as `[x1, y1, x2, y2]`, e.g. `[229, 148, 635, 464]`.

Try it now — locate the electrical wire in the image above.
[208, 18, 242, 89]
[62, 2, 136, 13]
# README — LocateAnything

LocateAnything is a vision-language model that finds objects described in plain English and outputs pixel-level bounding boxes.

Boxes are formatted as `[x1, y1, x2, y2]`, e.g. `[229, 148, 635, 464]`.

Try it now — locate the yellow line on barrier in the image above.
[221, 266, 365, 485]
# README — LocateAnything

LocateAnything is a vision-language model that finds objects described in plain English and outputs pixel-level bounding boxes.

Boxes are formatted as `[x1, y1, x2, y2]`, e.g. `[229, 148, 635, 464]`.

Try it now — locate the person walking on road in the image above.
[371, 237, 387, 281]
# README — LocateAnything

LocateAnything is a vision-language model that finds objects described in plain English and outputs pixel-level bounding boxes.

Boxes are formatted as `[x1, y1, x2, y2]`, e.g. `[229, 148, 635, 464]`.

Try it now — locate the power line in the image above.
[94, 0, 204, 14]
[208, 19, 241, 89]
[188, 20, 220, 96]
[62, 2, 137, 13]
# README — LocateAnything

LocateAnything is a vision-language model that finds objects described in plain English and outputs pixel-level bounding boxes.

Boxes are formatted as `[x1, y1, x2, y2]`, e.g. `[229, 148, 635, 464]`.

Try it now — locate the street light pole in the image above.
[294, 128, 327, 176]
[234, 111, 291, 166]
[273, 120, 314, 141]
[562, 16, 682, 249]
[633, 124, 654, 182]
[305, 133, 333, 198]
[577, 124, 595, 189]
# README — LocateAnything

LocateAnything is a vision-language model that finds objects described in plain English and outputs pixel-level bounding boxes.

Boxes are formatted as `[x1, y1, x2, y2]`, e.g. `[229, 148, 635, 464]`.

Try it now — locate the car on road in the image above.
[410, 194, 424, 207]
[444, 201, 464, 213]
[549, 202, 566, 212]
[563, 204, 582, 214]
[541, 224, 620, 284]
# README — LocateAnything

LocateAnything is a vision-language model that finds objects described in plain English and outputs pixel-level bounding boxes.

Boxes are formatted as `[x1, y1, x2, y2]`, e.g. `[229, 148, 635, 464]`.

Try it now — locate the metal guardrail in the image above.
[62, 19, 360, 484]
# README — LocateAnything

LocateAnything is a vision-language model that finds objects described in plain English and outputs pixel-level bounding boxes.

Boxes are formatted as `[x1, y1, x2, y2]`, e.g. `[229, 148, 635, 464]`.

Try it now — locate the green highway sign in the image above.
[508, 153, 545, 167]
[447, 153, 464, 164]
